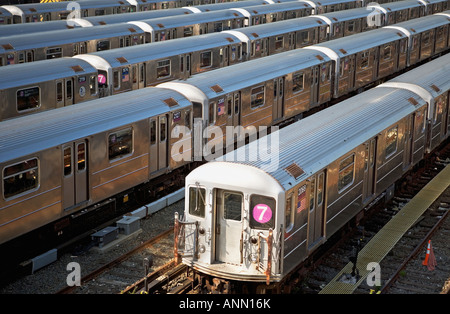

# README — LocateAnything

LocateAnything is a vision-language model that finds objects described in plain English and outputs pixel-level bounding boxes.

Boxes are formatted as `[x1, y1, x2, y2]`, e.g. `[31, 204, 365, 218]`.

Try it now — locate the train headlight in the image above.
[248, 253, 257, 263]
[199, 244, 206, 254]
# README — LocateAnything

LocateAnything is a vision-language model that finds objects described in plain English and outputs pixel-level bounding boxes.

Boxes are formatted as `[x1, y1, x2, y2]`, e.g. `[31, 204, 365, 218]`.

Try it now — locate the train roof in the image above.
[0, 19, 90, 38]
[0, 23, 146, 53]
[139, 9, 248, 28]
[386, 12, 450, 34]
[76, 32, 242, 69]
[0, 87, 191, 164]
[380, 0, 423, 10]
[317, 7, 370, 22]
[309, 27, 406, 58]
[233, 1, 314, 15]
[163, 48, 331, 101]
[190, 0, 270, 12]
[82, 8, 194, 26]
[234, 15, 325, 39]
[0, 57, 97, 90]
[213, 86, 426, 190]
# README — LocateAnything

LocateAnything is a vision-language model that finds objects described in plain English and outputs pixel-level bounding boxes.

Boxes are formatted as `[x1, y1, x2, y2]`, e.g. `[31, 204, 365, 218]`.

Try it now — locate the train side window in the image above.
[293, 72, 304, 93]
[17, 87, 40, 112]
[275, 36, 284, 50]
[338, 154, 355, 192]
[184, 26, 193, 37]
[385, 126, 398, 158]
[3, 158, 39, 200]
[360, 51, 369, 69]
[301, 31, 310, 44]
[200, 51, 212, 68]
[223, 191, 243, 221]
[108, 128, 133, 161]
[157, 59, 170, 78]
[46, 47, 62, 59]
[97, 40, 110, 51]
[64, 147, 72, 177]
[250, 194, 276, 230]
[189, 186, 206, 218]
[383, 45, 391, 60]
[250, 86, 265, 109]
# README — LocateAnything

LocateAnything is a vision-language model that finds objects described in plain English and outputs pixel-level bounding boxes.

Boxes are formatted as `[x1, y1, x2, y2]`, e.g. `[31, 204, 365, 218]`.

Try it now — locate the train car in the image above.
[159, 48, 333, 146]
[0, 58, 99, 121]
[386, 13, 450, 65]
[0, 87, 192, 246]
[0, 23, 148, 65]
[74, 32, 245, 97]
[305, 27, 409, 98]
[1, 0, 132, 23]
[1, 7, 449, 122]
[176, 53, 450, 287]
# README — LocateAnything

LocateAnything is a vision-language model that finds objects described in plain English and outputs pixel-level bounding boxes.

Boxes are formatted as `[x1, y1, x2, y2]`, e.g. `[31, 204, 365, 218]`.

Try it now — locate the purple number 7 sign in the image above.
[252, 204, 272, 224]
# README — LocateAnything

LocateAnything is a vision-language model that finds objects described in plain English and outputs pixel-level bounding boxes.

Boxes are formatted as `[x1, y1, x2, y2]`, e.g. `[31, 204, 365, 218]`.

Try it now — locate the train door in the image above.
[273, 77, 285, 121]
[308, 171, 326, 248]
[445, 91, 450, 137]
[149, 115, 168, 172]
[311, 66, 319, 105]
[403, 115, 414, 169]
[215, 189, 244, 264]
[363, 138, 377, 203]
[62, 139, 89, 209]
[180, 53, 191, 79]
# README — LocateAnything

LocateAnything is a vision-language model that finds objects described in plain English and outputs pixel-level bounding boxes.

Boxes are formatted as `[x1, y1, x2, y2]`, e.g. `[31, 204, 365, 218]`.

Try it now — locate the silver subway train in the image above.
[177, 53, 450, 286]
[1, 4, 449, 121]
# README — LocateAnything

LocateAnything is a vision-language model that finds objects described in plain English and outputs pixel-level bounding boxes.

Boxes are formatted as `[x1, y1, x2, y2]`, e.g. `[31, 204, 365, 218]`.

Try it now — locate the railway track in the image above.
[297, 142, 450, 294]
[57, 229, 174, 294]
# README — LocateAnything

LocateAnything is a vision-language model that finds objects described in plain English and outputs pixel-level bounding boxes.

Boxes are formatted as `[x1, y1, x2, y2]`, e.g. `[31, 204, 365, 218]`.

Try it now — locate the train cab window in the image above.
[250, 194, 275, 230]
[385, 126, 398, 158]
[189, 186, 206, 218]
[17, 87, 40, 112]
[338, 154, 355, 192]
[293, 72, 304, 93]
[250, 86, 265, 109]
[3, 158, 39, 200]
[200, 51, 212, 68]
[157, 60, 170, 78]
[108, 128, 133, 161]
[223, 191, 243, 221]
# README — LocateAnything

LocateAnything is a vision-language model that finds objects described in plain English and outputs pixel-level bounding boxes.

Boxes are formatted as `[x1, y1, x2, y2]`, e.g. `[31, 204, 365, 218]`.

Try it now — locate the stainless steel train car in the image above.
[0, 58, 99, 121]
[0, 15, 449, 261]
[1, 8, 449, 122]
[176, 53, 450, 286]
[0, 23, 148, 66]
[0, 7, 12, 25]
[0, 0, 242, 23]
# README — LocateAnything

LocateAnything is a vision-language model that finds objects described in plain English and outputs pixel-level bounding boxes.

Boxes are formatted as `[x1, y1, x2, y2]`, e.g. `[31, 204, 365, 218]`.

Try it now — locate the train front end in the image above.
[175, 162, 284, 284]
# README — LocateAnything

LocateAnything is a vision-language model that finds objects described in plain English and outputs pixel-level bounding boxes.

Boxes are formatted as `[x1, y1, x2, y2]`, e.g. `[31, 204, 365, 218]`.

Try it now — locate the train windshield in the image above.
[189, 186, 206, 218]
[249, 194, 276, 230]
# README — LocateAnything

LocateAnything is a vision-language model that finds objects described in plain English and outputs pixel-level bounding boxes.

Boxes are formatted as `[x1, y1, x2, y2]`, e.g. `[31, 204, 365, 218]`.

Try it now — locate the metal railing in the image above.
[174, 212, 199, 264]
